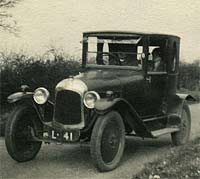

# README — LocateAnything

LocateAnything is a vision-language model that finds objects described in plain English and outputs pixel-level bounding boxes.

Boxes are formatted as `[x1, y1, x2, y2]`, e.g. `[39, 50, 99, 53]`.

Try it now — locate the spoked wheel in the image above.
[5, 104, 42, 162]
[171, 102, 191, 145]
[90, 111, 125, 172]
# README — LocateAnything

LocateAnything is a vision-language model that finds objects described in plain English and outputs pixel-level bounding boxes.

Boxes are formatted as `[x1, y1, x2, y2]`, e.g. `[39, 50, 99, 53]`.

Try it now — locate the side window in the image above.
[147, 46, 166, 72]
[171, 42, 177, 72]
[137, 46, 143, 60]
[87, 37, 97, 64]
[137, 46, 144, 68]
[148, 46, 159, 61]
[102, 43, 109, 65]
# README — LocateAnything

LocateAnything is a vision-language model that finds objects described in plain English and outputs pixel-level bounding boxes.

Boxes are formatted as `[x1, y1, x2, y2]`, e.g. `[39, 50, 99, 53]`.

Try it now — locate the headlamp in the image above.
[33, 87, 49, 104]
[83, 91, 100, 109]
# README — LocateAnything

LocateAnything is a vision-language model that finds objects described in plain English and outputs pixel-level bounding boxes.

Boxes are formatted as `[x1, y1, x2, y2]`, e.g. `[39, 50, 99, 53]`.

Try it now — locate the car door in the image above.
[144, 37, 169, 116]
[146, 71, 168, 115]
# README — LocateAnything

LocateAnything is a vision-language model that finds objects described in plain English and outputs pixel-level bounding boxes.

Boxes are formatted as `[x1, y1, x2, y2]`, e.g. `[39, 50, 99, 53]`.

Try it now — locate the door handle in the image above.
[146, 76, 151, 83]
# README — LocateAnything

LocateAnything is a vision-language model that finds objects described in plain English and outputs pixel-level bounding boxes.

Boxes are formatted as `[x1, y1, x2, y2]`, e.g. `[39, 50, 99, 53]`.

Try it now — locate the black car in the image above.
[5, 31, 194, 172]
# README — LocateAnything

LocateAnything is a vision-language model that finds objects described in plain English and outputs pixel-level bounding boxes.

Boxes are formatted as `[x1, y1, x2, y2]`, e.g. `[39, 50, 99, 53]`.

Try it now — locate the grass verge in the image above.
[133, 137, 200, 179]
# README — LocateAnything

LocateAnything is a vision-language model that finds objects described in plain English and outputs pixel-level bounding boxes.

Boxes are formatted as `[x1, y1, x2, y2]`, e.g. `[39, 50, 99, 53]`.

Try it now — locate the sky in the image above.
[0, 0, 200, 62]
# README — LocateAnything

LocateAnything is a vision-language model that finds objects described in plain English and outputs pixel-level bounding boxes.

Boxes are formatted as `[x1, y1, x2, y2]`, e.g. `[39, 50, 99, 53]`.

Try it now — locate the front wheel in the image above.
[90, 111, 125, 172]
[5, 104, 42, 162]
[171, 103, 191, 145]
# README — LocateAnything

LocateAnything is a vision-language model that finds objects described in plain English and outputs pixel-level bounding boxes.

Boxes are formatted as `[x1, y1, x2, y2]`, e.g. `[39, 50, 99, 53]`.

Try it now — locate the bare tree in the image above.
[0, 0, 20, 34]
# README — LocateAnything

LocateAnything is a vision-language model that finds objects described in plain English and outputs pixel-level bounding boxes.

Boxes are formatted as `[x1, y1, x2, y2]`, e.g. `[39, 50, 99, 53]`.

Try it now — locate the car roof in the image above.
[83, 31, 180, 39]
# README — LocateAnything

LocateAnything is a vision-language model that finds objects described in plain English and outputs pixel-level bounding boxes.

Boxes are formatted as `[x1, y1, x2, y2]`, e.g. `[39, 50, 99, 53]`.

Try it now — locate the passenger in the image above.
[152, 48, 165, 71]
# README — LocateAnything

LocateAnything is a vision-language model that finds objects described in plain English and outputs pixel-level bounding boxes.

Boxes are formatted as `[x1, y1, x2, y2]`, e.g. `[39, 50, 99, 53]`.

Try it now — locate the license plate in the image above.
[43, 127, 80, 142]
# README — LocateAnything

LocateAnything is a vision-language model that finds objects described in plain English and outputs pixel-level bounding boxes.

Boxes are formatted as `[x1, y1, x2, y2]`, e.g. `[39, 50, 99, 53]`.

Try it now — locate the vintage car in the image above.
[5, 31, 194, 172]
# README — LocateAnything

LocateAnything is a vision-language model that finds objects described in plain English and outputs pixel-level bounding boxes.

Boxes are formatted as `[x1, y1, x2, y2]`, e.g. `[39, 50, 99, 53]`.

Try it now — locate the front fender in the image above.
[95, 98, 152, 137]
[95, 98, 126, 112]
[7, 92, 33, 103]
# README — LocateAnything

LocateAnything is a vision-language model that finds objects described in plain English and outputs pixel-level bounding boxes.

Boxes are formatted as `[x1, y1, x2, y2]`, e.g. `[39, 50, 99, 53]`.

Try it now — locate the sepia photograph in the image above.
[0, 0, 200, 179]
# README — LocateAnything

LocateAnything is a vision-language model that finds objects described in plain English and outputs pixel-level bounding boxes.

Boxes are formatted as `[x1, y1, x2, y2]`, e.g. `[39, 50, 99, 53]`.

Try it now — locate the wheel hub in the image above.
[109, 134, 118, 148]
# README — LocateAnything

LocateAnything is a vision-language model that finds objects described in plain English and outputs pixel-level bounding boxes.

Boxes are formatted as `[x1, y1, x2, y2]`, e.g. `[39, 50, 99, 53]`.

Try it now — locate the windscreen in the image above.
[86, 36, 144, 68]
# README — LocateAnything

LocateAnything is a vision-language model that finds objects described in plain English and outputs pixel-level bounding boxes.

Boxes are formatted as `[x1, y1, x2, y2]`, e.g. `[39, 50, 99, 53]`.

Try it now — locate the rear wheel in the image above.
[171, 103, 191, 145]
[5, 104, 42, 162]
[90, 111, 125, 172]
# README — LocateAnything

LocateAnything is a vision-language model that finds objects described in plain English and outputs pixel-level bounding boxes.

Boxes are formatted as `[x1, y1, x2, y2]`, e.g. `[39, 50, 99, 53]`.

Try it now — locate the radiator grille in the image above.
[54, 90, 82, 125]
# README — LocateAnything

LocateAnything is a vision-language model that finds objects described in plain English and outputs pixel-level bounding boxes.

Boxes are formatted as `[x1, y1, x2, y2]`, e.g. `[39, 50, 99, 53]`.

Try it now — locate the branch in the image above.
[0, 0, 18, 8]
[0, 11, 12, 17]
[0, 0, 21, 34]
[0, 18, 19, 35]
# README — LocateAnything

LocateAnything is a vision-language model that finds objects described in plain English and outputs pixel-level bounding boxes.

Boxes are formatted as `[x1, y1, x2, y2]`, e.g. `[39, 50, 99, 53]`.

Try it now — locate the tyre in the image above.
[5, 104, 42, 162]
[90, 111, 125, 172]
[171, 102, 191, 145]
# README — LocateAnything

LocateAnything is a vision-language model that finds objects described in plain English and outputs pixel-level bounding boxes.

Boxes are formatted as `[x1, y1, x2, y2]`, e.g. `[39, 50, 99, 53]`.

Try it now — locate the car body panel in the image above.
[75, 69, 122, 93]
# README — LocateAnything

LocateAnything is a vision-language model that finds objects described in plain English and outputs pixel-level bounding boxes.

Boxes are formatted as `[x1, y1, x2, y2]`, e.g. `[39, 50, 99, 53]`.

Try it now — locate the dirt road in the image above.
[0, 104, 199, 179]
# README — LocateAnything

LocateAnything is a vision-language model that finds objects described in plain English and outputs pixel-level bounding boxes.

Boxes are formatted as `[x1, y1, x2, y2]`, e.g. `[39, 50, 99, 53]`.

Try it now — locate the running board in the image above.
[143, 115, 167, 122]
[151, 128, 179, 137]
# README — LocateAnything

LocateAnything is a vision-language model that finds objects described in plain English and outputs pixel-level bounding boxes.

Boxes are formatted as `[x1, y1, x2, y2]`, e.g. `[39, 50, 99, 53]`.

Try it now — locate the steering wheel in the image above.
[102, 52, 121, 65]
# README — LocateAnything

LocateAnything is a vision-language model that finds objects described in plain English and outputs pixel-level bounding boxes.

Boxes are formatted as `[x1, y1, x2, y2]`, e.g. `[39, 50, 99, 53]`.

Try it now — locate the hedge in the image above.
[0, 51, 81, 107]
